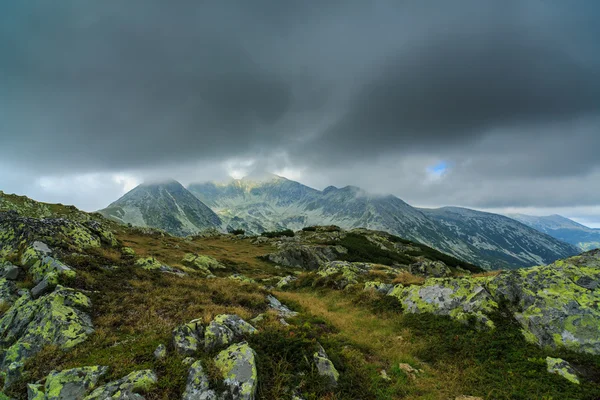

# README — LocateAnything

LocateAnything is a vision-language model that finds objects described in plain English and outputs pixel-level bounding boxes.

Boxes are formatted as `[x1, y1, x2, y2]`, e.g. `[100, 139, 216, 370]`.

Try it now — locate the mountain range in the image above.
[507, 213, 600, 251]
[99, 175, 578, 270]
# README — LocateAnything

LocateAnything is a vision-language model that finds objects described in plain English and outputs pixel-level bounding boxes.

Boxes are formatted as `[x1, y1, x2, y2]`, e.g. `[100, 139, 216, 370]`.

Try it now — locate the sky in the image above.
[1, 1, 600, 226]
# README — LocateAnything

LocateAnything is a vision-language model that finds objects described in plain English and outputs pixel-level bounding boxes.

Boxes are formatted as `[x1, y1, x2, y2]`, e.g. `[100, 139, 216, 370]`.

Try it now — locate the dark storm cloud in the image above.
[1, 0, 600, 212]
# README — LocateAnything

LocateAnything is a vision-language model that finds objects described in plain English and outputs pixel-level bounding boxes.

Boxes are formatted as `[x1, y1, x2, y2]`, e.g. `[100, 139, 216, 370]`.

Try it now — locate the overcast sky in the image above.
[1, 1, 600, 226]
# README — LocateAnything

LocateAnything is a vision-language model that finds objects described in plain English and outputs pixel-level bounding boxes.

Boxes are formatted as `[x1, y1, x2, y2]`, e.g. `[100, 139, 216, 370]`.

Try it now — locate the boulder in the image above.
[84, 370, 157, 400]
[266, 295, 298, 318]
[313, 344, 339, 387]
[0, 287, 94, 388]
[388, 277, 497, 329]
[0, 279, 18, 308]
[266, 245, 344, 270]
[546, 357, 580, 384]
[275, 275, 297, 289]
[153, 344, 166, 360]
[205, 315, 257, 351]
[20, 243, 75, 284]
[134, 257, 184, 276]
[182, 254, 224, 274]
[182, 360, 217, 400]
[31, 272, 59, 299]
[0, 262, 20, 281]
[214, 342, 258, 400]
[408, 260, 451, 278]
[318, 261, 374, 289]
[363, 281, 394, 295]
[172, 319, 204, 356]
[33, 365, 109, 399]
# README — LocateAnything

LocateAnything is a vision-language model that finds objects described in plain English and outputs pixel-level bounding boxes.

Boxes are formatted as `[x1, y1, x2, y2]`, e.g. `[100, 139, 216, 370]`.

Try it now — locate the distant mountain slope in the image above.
[507, 214, 600, 251]
[188, 176, 579, 269]
[99, 180, 221, 236]
[420, 207, 579, 268]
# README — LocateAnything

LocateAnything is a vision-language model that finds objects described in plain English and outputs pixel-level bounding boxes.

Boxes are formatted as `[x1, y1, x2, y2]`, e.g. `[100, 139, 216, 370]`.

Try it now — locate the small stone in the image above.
[153, 344, 166, 360]
[182, 360, 217, 400]
[380, 369, 391, 381]
[546, 357, 580, 384]
[182, 357, 196, 366]
[0, 263, 20, 281]
[313, 344, 339, 387]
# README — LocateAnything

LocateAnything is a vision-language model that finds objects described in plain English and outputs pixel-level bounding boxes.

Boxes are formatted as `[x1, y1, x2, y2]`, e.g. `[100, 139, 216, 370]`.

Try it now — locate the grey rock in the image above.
[43, 365, 109, 400]
[313, 344, 339, 387]
[172, 319, 204, 356]
[182, 360, 217, 400]
[153, 344, 166, 360]
[214, 342, 258, 400]
[266, 295, 298, 318]
[83, 370, 157, 400]
[0, 263, 20, 281]
[546, 357, 580, 384]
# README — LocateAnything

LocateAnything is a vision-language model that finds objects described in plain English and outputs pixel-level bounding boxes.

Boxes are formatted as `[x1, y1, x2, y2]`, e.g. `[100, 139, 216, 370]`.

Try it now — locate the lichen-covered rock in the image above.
[38, 365, 109, 399]
[364, 281, 394, 295]
[21, 243, 76, 284]
[409, 260, 451, 278]
[205, 315, 257, 351]
[172, 319, 204, 356]
[182, 360, 217, 400]
[487, 251, 600, 354]
[313, 344, 339, 387]
[121, 247, 136, 259]
[83, 370, 157, 400]
[182, 254, 224, 274]
[318, 261, 374, 289]
[134, 257, 184, 276]
[0, 279, 17, 309]
[227, 274, 256, 285]
[266, 245, 345, 270]
[389, 277, 497, 329]
[0, 262, 20, 281]
[0, 287, 94, 388]
[266, 295, 298, 318]
[214, 342, 257, 400]
[27, 384, 44, 399]
[153, 344, 166, 360]
[275, 275, 297, 289]
[31, 272, 60, 299]
[546, 357, 580, 384]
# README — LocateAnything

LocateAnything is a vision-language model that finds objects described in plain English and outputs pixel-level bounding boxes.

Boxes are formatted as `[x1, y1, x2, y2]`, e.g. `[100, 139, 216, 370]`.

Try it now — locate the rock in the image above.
[31, 272, 59, 299]
[227, 274, 256, 285]
[313, 344, 339, 387]
[455, 396, 483, 400]
[0, 279, 18, 308]
[214, 342, 258, 400]
[487, 252, 600, 355]
[409, 260, 451, 278]
[27, 384, 44, 399]
[182, 360, 217, 400]
[0, 262, 20, 281]
[266, 245, 344, 270]
[41, 365, 109, 399]
[134, 257, 185, 276]
[182, 357, 196, 366]
[172, 319, 204, 356]
[388, 277, 498, 329]
[205, 315, 257, 351]
[20, 244, 75, 284]
[182, 254, 224, 274]
[153, 344, 166, 360]
[364, 281, 394, 295]
[546, 357, 580, 384]
[84, 370, 157, 400]
[379, 370, 391, 381]
[0, 286, 94, 388]
[266, 295, 298, 318]
[317, 261, 375, 289]
[121, 247, 136, 258]
[275, 275, 297, 289]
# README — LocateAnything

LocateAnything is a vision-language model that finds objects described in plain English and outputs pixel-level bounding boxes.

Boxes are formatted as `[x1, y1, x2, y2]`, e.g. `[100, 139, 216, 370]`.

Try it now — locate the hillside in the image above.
[508, 213, 600, 251]
[188, 176, 578, 269]
[0, 193, 598, 399]
[98, 180, 221, 237]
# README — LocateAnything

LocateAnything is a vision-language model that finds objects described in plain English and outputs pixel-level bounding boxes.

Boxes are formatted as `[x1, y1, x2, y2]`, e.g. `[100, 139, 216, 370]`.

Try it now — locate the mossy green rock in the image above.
[214, 342, 258, 400]
[33, 365, 109, 399]
[134, 257, 183, 275]
[0, 279, 17, 309]
[318, 261, 374, 288]
[0, 287, 94, 388]
[20, 243, 76, 284]
[546, 357, 580, 384]
[83, 369, 157, 400]
[408, 259, 451, 278]
[182, 253, 224, 274]
[205, 315, 257, 351]
[364, 281, 394, 295]
[487, 251, 600, 354]
[182, 360, 216, 400]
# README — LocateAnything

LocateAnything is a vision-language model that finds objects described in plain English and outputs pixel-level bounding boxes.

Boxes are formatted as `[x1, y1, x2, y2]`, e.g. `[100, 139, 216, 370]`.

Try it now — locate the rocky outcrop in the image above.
[84, 369, 157, 400]
[266, 245, 346, 270]
[408, 260, 451, 278]
[214, 342, 258, 400]
[182, 360, 216, 400]
[0, 262, 19, 281]
[0, 286, 94, 388]
[134, 257, 184, 276]
[173, 315, 257, 355]
[181, 254, 224, 274]
[363, 281, 394, 295]
[266, 295, 298, 318]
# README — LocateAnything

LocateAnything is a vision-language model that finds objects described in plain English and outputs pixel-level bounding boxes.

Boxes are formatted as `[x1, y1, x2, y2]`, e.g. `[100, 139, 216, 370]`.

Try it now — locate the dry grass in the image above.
[392, 271, 426, 286]
[470, 270, 501, 278]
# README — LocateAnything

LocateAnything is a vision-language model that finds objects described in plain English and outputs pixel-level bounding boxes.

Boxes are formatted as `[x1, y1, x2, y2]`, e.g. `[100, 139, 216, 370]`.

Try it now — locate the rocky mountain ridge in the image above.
[508, 213, 600, 251]
[188, 176, 578, 269]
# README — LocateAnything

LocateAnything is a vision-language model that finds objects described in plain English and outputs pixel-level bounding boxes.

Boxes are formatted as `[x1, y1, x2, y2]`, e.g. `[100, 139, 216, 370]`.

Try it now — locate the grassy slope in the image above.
[1, 200, 598, 399]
